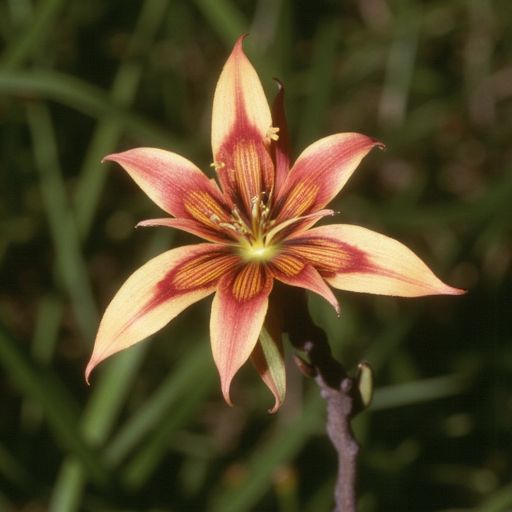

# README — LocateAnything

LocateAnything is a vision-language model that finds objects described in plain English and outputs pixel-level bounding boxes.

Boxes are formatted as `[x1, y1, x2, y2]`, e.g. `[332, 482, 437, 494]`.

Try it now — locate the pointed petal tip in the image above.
[422, 278, 468, 297]
[268, 400, 281, 414]
[373, 139, 386, 151]
[302, 224, 470, 299]
[444, 285, 468, 296]
[212, 32, 272, 161]
[84, 359, 95, 384]
[101, 153, 118, 164]
[230, 34, 250, 60]
[235, 33, 250, 45]
[221, 382, 235, 408]
[272, 77, 284, 90]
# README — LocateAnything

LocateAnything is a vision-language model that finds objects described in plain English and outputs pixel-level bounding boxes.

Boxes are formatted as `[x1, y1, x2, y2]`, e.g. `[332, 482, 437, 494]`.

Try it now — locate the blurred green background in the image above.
[1, 0, 511, 511]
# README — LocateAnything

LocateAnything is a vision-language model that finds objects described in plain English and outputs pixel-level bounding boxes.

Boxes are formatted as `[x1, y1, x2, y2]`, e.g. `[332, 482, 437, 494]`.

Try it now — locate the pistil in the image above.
[213, 193, 279, 262]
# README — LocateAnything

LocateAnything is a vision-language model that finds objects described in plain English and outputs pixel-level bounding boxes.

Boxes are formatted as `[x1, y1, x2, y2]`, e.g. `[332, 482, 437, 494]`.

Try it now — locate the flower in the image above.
[86, 36, 465, 411]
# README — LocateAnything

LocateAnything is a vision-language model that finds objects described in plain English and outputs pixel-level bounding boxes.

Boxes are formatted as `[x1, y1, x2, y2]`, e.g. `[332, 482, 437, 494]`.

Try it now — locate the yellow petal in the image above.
[286, 225, 466, 297]
[275, 133, 382, 221]
[103, 148, 225, 219]
[211, 35, 272, 160]
[271, 257, 340, 314]
[85, 244, 234, 380]
[210, 264, 273, 405]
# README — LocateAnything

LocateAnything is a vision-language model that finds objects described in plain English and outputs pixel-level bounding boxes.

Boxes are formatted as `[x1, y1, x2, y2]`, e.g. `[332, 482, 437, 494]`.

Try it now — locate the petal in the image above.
[251, 303, 285, 413]
[220, 138, 275, 217]
[210, 263, 273, 405]
[265, 209, 335, 246]
[271, 79, 291, 194]
[211, 36, 275, 214]
[270, 255, 339, 314]
[285, 225, 467, 297]
[104, 148, 226, 220]
[86, 244, 238, 380]
[274, 133, 383, 221]
[211, 35, 272, 163]
[137, 218, 232, 244]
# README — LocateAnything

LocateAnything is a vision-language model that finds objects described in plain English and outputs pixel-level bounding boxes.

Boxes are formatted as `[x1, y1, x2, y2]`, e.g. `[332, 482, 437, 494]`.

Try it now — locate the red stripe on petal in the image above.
[211, 37, 276, 213]
[271, 254, 339, 314]
[137, 218, 232, 244]
[284, 234, 359, 276]
[288, 225, 467, 297]
[230, 263, 273, 302]
[273, 179, 321, 221]
[270, 252, 306, 276]
[216, 132, 275, 217]
[212, 36, 272, 162]
[104, 148, 225, 219]
[275, 133, 382, 221]
[210, 265, 273, 405]
[172, 251, 241, 291]
[86, 244, 224, 381]
[182, 189, 236, 235]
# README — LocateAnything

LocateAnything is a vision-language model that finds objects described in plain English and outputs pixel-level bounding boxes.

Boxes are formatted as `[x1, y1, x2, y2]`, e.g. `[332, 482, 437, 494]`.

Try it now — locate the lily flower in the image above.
[86, 36, 465, 411]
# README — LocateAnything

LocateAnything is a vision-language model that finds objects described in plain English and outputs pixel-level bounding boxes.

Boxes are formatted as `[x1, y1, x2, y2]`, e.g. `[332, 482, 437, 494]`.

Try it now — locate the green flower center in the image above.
[220, 195, 279, 262]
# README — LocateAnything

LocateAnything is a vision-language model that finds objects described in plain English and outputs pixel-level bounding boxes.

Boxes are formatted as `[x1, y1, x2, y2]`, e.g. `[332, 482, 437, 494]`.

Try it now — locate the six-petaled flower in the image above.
[86, 36, 465, 411]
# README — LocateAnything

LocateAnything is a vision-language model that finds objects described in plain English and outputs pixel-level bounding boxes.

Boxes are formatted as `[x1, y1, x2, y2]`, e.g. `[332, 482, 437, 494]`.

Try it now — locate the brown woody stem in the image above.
[280, 285, 362, 512]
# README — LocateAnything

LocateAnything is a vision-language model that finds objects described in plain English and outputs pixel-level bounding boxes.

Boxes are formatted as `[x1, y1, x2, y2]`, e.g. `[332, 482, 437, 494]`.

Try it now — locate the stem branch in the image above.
[280, 286, 362, 512]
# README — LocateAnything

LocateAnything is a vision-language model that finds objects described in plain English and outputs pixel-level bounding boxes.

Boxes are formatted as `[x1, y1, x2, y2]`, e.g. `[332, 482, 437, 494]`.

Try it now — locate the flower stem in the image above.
[280, 285, 362, 512]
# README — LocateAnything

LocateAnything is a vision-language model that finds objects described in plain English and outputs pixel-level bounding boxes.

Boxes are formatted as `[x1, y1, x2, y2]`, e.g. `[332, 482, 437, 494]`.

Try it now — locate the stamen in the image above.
[210, 193, 279, 262]
[210, 161, 225, 170]
[266, 126, 280, 143]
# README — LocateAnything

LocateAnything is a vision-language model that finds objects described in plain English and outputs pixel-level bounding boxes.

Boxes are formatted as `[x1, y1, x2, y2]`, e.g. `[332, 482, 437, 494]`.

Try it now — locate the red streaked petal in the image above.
[274, 133, 383, 221]
[137, 218, 232, 244]
[181, 187, 233, 228]
[223, 138, 275, 216]
[251, 305, 285, 413]
[271, 79, 291, 193]
[265, 209, 335, 246]
[210, 264, 273, 406]
[271, 255, 340, 314]
[211, 35, 272, 163]
[104, 148, 225, 219]
[286, 225, 467, 297]
[211, 36, 274, 213]
[86, 244, 238, 380]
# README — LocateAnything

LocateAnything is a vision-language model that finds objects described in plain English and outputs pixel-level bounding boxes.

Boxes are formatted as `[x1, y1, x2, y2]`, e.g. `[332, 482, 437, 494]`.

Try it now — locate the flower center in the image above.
[218, 194, 278, 262]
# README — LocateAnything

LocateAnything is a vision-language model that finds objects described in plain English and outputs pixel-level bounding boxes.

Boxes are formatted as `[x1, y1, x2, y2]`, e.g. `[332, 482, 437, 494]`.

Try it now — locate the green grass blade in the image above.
[48, 344, 148, 512]
[26, 101, 98, 342]
[0, 324, 110, 485]
[193, 0, 248, 47]
[74, 0, 173, 236]
[212, 390, 325, 512]
[0, 0, 66, 70]
[295, 21, 340, 150]
[121, 362, 216, 488]
[0, 70, 190, 150]
[106, 340, 212, 466]
[477, 482, 512, 512]
[371, 372, 473, 410]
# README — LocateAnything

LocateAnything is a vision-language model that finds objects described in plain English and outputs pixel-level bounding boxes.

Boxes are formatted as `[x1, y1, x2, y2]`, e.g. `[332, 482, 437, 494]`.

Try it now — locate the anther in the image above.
[266, 126, 280, 143]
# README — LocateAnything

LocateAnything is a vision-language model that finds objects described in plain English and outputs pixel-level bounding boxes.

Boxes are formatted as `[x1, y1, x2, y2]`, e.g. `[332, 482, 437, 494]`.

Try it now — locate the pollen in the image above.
[266, 126, 280, 143]
[211, 161, 225, 170]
